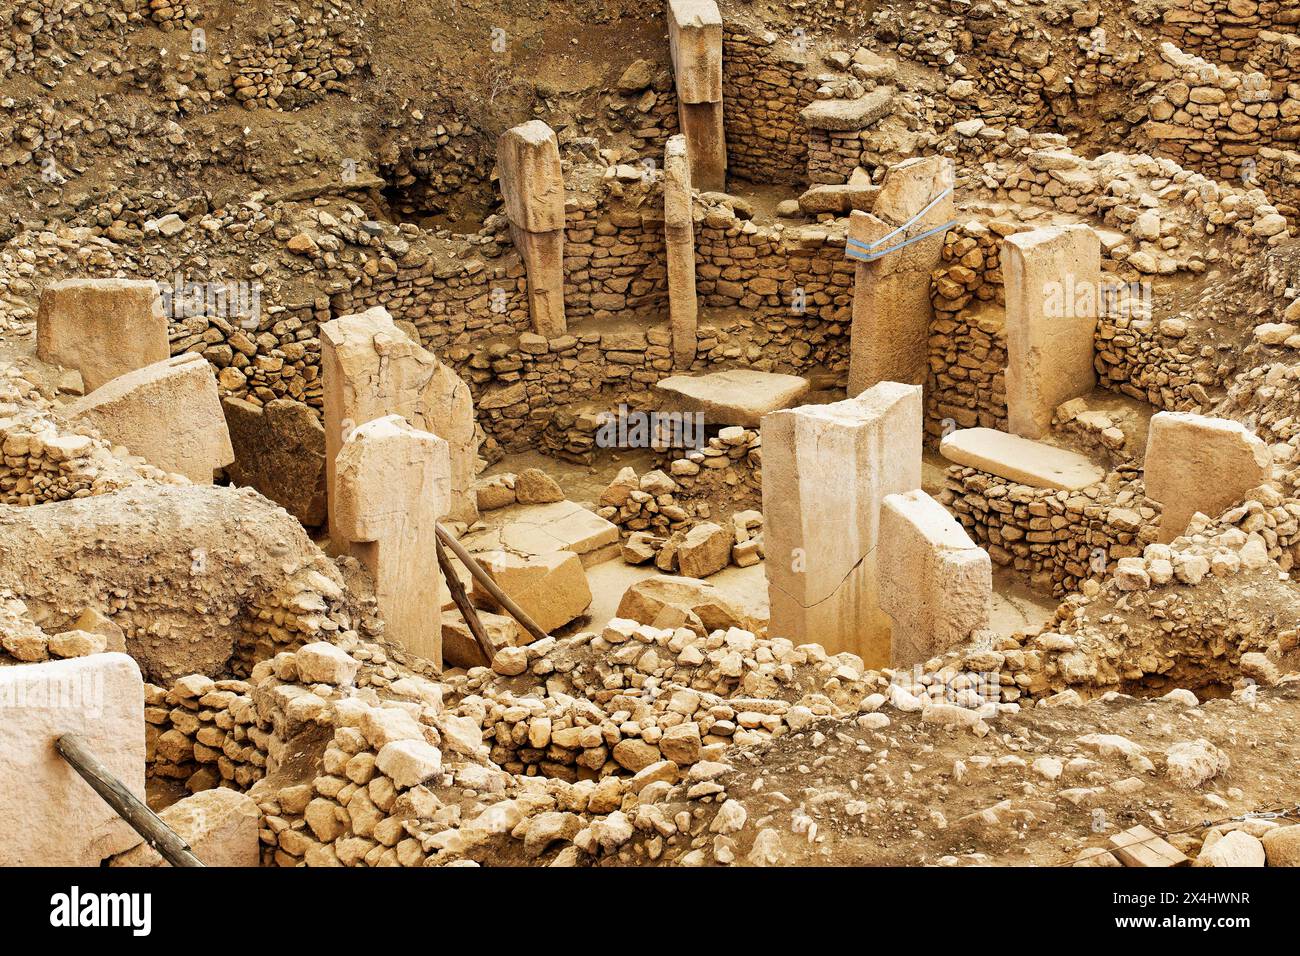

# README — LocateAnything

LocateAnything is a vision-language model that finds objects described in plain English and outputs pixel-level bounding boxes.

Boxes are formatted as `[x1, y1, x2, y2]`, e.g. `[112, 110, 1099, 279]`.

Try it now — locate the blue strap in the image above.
[845, 184, 956, 262]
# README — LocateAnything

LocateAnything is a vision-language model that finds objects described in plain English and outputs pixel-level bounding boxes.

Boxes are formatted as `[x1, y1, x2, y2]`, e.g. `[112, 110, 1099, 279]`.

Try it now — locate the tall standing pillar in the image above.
[498, 120, 568, 338]
[664, 134, 698, 368]
[667, 0, 727, 192]
[847, 156, 955, 396]
[1003, 224, 1101, 439]
[334, 415, 451, 666]
[762, 381, 922, 666]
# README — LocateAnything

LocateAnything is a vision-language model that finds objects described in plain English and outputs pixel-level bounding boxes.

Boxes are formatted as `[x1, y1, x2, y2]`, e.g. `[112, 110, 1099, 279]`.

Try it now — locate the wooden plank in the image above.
[56, 734, 205, 868]
[1109, 824, 1189, 867]
[435, 523, 551, 644]
[436, 533, 499, 662]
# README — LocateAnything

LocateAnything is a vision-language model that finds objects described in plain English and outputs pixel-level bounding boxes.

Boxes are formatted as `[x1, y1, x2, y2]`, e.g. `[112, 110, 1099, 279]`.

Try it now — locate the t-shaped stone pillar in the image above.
[320, 306, 479, 541]
[334, 415, 451, 666]
[847, 156, 954, 395]
[664, 134, 698, 369]
[497, 120, 567, 338]
[879, 489, 991, 667]
[1003, 224, 1101, 439]
[666, 0, 727, 192]
[36, 278, 169, 393]
[762, 381, 922, 665]
[1144, 411, 1274, 543]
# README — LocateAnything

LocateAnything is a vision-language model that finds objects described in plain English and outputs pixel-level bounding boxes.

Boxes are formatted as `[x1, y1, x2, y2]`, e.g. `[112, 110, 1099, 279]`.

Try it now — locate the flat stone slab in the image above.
[940, 427, 1104, 491]
[655, 369, 810, 427]
[462, 500, 620, 567]
[800, 87, 895, 131]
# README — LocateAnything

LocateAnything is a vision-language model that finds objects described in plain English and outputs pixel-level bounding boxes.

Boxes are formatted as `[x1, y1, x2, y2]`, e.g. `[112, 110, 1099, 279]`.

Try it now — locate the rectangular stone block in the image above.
[762, 381, 922, 665]
[940, 427, 1104, 491]
[36, 278, 169, 393]
[497, 120, 566, 233]
[1144, 412, 1273, 542]
[60, 353, 234, 484]
[879, 489, 991, 667]
[667, 0, 723, 104]
[0, 653, 144, 866]
[471, 549, 592, 636]
[1003, 224, 1101, 439]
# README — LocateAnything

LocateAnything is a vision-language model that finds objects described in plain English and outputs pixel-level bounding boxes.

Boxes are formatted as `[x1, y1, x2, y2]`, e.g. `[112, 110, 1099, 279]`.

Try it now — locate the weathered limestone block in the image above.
[321, 306, 479, 539]
[666, 0, 726, 191]
[675, 521, 731, 578]
[762, 381, 922, 665]
[1003, 225, 1101, 439]
[848, 156, 955, 394]
[223, 397, 327, 527]
[498, 120, 567, 337]
[60, 353, 234, 484]
[0, 653, 144, 865]
[335, 416, 451, 666]
[497, 119, 566, 233]
[112, 788, 260, 867]
[655, 369, 809, 427]
[36, 278, 169, 393]
[471, 549, 592, 636]
[879, 489, 991, 667]
[664, 135, 698, 369]
[1144, 412, 1273, 542]
[615, 575, 766, 632]
[940, 428, 1105, 491]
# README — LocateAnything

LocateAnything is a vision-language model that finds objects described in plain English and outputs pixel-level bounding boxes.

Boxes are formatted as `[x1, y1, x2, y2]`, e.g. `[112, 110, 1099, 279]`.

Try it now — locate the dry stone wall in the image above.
[721, 26, 817, 186]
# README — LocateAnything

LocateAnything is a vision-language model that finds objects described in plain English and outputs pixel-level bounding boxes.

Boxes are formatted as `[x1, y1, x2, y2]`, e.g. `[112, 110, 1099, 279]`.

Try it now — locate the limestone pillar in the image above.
[36, 278, 169, 392]
[0, 653, 144, 865]
[847, 156, 954, 395]
[879, 489, 991, 667]
[334, 415, 451, 666]
[1144, 412, 1274, 543]
[762, 381, 922, 665]
[667, 0, 726, 192]
[664, 134, 698, 368]
[498, 120, 567, 337]
[320, 306, 479, 542]
[1003, 224, 1101, 439]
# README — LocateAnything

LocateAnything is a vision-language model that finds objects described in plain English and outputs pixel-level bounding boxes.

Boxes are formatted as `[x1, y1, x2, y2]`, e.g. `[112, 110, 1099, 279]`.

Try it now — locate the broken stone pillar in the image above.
[334, 415, 451, 666]
[36, 278, 169, 393]
[847, 156, 955, 395]
[497, 120, 567, 337]
[223, 397, 327, 527]
[667, 0, 726, 191]
[0, 653, 144, 865]
[60, 353, 234, 483]
[879, 489, 992, 667]
[762, 381, 922, 665]
[1144, 412, 1274, 543]
[664, 134, 698, 368]
[471, 549, 593, 636]
[1003, 224, 1101, 439]
[320, 306, 479, 541]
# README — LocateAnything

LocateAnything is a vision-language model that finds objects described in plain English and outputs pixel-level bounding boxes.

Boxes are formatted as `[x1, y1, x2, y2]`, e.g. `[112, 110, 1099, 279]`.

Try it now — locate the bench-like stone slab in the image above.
[655, 369, 810, 427]
[940, 427, 1104, 490]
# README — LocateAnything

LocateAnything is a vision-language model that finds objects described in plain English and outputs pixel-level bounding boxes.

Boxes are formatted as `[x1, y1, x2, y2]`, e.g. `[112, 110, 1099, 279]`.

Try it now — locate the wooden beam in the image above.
[56, 734, 205, 868]
[434, 523, 551, 644]
[436, 532, 500, 663]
